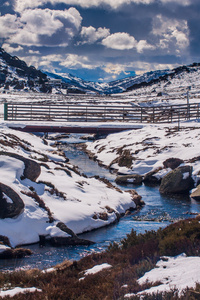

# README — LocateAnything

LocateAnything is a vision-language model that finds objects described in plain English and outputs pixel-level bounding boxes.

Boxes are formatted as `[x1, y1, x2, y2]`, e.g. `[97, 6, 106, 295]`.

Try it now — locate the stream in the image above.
[0, 134, 200, 272]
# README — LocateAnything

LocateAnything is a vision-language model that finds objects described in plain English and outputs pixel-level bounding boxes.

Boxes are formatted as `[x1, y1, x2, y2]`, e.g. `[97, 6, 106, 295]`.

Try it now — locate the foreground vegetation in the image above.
[1, 217, 200, 299]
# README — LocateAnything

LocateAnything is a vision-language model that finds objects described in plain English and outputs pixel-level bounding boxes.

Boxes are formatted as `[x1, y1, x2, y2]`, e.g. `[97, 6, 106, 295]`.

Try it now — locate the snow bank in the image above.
[84, 263, 112, 276]
[125, 253, 200, 298]
[0, 287, 42, 298]
[0, 126, 136, 247]
[86, 122, 200, 177]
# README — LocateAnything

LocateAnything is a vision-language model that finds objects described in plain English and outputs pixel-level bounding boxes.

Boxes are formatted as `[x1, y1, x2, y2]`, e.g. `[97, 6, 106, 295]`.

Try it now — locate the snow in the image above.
[86, 122, 200, 177]
[125, 253, 200, 297]
[0, 245, 11, 254]
[0, 287, 42, 298]
[0, 121, 136, 247]
[84, 263, 112, 276]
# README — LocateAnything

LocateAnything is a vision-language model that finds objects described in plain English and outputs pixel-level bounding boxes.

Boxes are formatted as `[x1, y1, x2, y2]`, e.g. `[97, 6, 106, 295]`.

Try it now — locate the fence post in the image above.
[4, 102, 8, 120]
[171, 106, 173, 123]
[178, 110, 180, 131]
[86, 106, 87, 122]
[140, 108, 143, 123]
[152, 107, 155, 123]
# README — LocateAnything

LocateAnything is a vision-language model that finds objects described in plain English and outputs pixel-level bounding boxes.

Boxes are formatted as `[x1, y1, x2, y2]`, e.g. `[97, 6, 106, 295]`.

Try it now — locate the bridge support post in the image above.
[4, 102, 8, 121]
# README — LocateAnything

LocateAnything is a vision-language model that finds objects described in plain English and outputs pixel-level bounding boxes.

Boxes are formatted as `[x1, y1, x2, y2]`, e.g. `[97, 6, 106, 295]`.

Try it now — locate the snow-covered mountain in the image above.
[1, 47, 200, 96]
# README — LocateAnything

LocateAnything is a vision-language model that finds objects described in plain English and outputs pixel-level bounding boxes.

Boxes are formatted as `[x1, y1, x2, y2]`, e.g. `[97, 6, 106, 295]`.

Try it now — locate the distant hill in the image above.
[1, 47, 200, 95]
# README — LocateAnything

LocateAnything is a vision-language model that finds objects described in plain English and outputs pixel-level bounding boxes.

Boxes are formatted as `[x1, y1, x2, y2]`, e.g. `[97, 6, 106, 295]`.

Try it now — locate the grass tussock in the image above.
[0, 217, 200, 299]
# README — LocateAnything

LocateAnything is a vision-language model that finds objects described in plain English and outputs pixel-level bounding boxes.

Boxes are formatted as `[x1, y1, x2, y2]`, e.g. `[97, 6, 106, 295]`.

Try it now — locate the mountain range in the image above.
[0, 47, 200, 95]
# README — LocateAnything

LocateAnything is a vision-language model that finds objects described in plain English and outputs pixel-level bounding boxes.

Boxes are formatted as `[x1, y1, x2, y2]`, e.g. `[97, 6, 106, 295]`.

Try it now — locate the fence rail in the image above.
[4, 102, 200, 123]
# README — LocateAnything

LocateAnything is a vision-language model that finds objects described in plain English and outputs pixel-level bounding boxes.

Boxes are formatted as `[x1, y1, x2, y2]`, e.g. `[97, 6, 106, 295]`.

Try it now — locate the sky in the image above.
[0, 0, 200, 82]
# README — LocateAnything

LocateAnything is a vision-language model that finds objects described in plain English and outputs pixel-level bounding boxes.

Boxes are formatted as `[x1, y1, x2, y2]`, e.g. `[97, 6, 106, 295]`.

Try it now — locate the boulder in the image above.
[0, 152, 41, 181]
[143, 167, 163, 185]
[0, 246, 32, 259]
[50, 221, 95, 246]
[163, 158, 184, 170]
[115, 174, 143, 185]
[0, 183, 24, 218]
[190, 185, 200, 200]
[159, 165, 194, 194]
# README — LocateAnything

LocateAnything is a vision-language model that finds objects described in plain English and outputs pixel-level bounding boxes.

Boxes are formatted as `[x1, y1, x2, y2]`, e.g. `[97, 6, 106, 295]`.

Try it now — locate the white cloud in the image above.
[13, 0, 192, 12]
[13, 0, 155, 12]
[0, 14, 20, 38]
[102, 32, 137, 50]
[1, 8, 82, 47]
[103, 63, 129, 79]
[136, 40, 155, 53]
[152, 15, 189, 50]
[80, 26, 110, 44]
[28, 50, 40, 54]
[102, 32, 155, 53]
[160, 0, 191, 5]
[60, 54, 94, 69]
[2, 43, 23, 53]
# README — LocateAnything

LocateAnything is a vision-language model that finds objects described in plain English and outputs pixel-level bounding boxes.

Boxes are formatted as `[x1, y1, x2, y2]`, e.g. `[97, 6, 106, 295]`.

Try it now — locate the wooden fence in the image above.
[4, 102, 200, 123]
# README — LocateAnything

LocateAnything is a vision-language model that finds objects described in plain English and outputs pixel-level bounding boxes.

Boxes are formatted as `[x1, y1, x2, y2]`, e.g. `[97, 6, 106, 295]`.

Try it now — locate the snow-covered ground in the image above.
[0, 87, 200, 248]
[125, 253, 200, 297]
[0, 123, 137, 247]
[86, 122, 200, 181]
[0, 287, 42, 298]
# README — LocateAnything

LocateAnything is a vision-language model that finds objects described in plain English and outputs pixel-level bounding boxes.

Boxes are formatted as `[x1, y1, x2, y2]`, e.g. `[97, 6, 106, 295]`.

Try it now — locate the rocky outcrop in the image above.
[49, 222, 95, 246]
[0, 152, 41, 181]
[115, 174, 143, 185]
[159, 165, 194, 194]
[163, 158, 184, 170]
[0, 183, 24, 218]
[190, 185, 200, 200]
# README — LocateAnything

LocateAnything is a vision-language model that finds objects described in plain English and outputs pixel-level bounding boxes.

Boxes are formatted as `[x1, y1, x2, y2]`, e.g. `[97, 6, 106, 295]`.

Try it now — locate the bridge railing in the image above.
[4, 102, 200, 123]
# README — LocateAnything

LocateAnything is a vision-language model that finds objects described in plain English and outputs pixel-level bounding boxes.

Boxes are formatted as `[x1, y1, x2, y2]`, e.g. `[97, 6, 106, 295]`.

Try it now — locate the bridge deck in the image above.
[7, 122, 143, 135]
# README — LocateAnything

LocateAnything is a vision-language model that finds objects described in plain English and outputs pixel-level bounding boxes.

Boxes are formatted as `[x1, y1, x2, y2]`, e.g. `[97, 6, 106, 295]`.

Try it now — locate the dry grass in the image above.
[0, 218, 200, 299]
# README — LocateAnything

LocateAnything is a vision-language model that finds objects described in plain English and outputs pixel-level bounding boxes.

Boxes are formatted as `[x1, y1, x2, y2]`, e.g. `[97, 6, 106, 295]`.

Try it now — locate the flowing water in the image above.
[0, 135, 200, 271]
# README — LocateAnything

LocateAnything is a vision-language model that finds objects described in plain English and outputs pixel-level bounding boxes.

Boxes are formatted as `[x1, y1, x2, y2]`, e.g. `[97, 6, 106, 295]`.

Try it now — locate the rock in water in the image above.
[159, 165, 194, 194]
[190, 185, 200, 200]
[115, 174, 143, 185]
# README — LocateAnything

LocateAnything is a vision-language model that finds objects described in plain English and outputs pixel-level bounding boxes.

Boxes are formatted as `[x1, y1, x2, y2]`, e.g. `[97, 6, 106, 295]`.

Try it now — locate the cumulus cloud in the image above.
[60, 54, 94, 69]
[80, 26, 110, 44]
[136, 40, 155, 53]
[13, 0, 192, 12]
[0, 14, 20, 38]
[152, 15, 189, 51]
[102, 32, 155, 53]
[13, 0, 155, 12]
[0, 7, 82, 47]
[2, 43, 23, 53]
[28, 50, 40, 54]
[102, 32, 137, 50]
[103, 63, 130, 79]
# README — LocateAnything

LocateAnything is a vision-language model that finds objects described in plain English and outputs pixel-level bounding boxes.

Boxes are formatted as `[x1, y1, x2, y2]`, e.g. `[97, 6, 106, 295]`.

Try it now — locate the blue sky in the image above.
[0, 0, 200, 82]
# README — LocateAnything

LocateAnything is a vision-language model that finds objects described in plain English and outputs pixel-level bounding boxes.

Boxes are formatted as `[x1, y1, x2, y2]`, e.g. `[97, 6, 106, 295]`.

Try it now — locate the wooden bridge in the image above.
[4, 102, 200, 134]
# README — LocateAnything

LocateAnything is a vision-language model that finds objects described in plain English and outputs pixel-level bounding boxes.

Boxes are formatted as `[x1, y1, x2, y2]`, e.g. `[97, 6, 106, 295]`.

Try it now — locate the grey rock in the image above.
[0, 183, 24, 218]
[115, 174, 143, 185]
[159, 165, 194, 194]
[190, 185, 200, 200]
